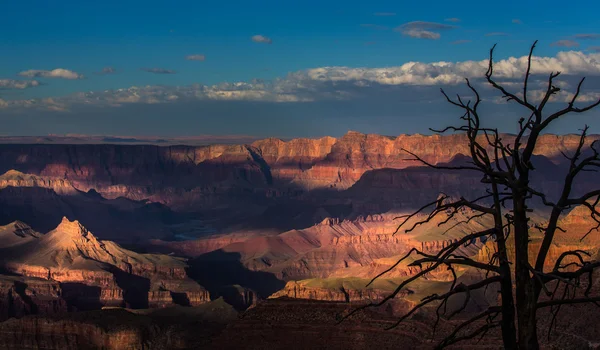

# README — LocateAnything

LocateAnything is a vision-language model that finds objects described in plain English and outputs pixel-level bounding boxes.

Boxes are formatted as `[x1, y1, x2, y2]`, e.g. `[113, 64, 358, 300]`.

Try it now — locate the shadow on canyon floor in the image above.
[61, 283, 104, 311]
[187, 250, 285, 300]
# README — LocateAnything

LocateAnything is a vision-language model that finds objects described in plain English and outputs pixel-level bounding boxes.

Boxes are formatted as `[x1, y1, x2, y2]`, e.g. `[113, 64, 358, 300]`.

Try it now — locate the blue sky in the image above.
[1, 0, 600, 137]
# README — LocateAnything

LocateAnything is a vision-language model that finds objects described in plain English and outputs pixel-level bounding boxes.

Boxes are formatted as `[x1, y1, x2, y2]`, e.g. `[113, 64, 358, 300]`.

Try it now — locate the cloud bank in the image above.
[2, 50, 600, 112]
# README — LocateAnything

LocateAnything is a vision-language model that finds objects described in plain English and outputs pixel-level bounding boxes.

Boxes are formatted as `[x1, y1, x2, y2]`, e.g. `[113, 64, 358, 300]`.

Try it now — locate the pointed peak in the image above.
[56, 216, 80, 228]
[53, 217, 95, 240]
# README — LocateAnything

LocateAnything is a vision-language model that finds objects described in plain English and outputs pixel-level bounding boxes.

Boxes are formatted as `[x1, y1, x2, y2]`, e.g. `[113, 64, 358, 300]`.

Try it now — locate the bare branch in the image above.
[537, 296, 600, 308]
[383, 276, 502, 331]
[485, 42, 537, 113]
[435, 307, 502, 349]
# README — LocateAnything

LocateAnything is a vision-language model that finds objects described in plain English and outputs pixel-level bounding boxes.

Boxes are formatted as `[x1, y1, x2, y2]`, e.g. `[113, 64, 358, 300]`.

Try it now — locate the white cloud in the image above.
[251, 35, 272, 44]
[185, 54, 206, 61]
[2, 50, 600, 111]
[526, 89, 600, 104]
[395, 21, 456, 40]
[445, 18, 460, 23]
[18, 69, 83, 80]
[485, 32, 509, 37]
[512, 19, 522, 24]
[403, 29, 440, 40]
[0, 79, 41, 89]
[302, 51, 600, 83]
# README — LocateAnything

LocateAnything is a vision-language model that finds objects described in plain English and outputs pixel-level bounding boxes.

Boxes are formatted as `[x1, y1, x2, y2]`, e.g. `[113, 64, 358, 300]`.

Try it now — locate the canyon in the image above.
[0, 131, 599, 349]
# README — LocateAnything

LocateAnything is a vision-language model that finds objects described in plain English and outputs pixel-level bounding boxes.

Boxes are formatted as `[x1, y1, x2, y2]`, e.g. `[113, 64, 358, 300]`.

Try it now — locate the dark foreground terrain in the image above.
[1, 297, 598, 350]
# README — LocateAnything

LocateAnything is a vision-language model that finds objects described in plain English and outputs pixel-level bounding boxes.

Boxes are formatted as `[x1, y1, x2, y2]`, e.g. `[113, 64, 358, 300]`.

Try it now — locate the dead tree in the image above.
[342, 41, 600, 349]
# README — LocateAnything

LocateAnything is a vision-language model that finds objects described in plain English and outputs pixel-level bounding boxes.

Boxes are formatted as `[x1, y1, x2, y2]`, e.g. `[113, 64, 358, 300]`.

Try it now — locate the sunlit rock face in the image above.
[269, 280, 412, 302]
[0, 132, 596, 199]
[0, 219, 210, 313]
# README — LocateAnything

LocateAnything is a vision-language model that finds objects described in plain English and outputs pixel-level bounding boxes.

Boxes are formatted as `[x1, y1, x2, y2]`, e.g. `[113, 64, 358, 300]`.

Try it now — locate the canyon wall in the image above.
[0, 276, 66, 322]
[0, 132, 595, 201]
[269, 280, 412, 302]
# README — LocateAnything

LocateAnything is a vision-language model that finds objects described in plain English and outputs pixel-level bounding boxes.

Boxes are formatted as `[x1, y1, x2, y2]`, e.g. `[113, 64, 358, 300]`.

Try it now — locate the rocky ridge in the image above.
[0, 219, 210, 314]
[0, 132, 596, 203]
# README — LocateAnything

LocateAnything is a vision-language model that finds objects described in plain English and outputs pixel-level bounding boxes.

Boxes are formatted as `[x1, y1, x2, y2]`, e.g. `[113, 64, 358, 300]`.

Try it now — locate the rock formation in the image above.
[0, 170, 80, 195]
[0, 275, 66, 322]
[0, 221, 41, 249]
[0, 132, 596, 202]
[0, 218, 210, 312]
[269, 279, 412, 302]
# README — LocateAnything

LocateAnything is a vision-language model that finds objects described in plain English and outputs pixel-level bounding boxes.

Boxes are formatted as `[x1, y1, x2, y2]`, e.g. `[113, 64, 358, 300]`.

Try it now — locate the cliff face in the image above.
[0, 275, 66, 322]
[0, 218, 210, 312]
[0, 170, 80, 195]
[558, 204, 600, 244]
[0, 311, 158, 350]
[292, 132, 597, 190]
[269, 280, 411, 302]
[0, 143, 263, 197]
[1, 132, 597, 246]
[0, 132, 595, 200]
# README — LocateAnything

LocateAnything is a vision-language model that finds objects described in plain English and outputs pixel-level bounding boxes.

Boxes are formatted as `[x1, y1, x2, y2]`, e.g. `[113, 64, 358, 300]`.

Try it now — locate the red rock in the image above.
[1, 218, 210, 311]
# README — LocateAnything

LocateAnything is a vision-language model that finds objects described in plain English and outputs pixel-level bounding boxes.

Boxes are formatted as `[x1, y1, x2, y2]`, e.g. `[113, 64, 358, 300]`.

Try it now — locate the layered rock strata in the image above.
[0, 219, 210, 312]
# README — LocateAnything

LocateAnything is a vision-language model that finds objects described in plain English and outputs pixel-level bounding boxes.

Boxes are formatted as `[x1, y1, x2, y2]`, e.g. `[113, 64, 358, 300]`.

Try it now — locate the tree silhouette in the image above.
[343, 41, 600, 349]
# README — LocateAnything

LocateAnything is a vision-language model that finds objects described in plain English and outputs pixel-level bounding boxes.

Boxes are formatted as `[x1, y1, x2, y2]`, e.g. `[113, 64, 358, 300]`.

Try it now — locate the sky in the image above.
[1, 0, 600, 138]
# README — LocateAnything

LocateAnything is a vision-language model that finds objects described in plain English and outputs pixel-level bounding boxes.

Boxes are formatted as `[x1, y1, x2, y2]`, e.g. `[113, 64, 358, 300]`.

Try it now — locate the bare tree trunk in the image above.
[493, 181, 518, 349]
[513, 195, 539, 350]
[498, 240, 518, 349]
